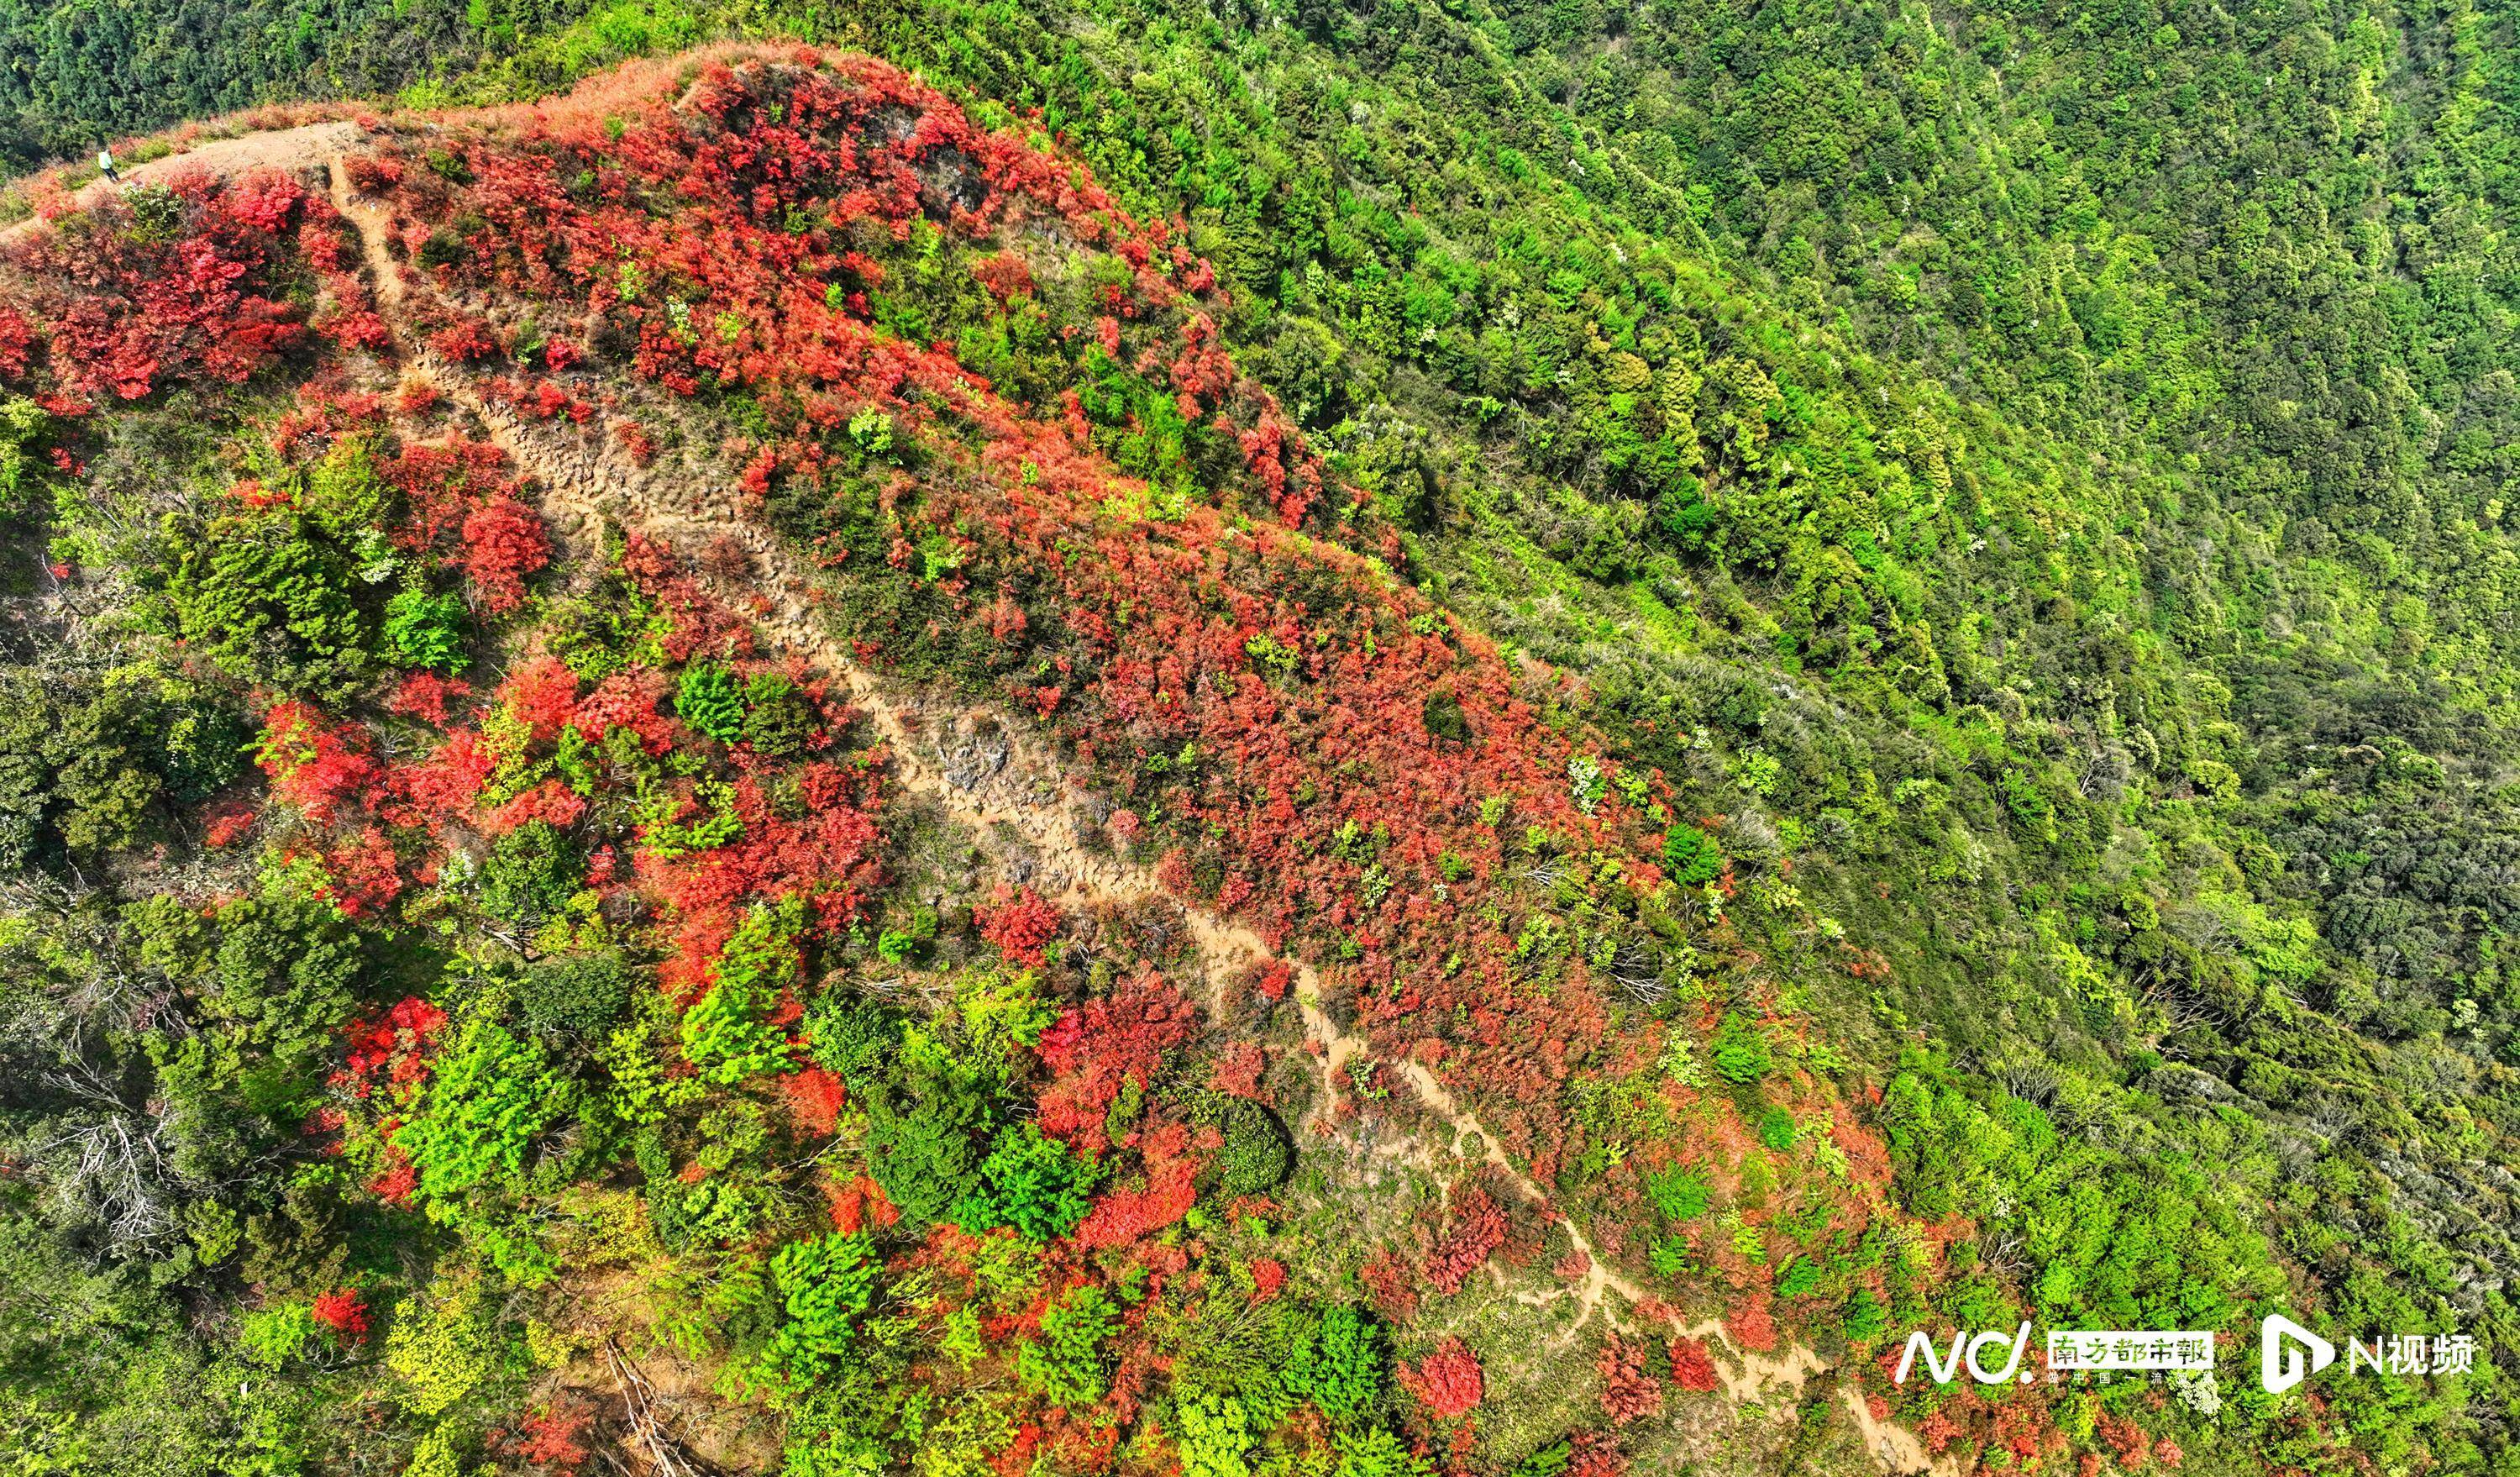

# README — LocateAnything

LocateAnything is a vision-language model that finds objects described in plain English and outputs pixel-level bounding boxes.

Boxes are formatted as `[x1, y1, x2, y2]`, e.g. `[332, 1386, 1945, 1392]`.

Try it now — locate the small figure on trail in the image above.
[97, 148, 120, 184]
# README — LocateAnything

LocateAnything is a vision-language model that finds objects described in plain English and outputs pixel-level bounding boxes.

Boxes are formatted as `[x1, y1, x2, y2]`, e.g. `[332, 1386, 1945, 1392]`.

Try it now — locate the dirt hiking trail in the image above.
[2, 121, 366, 246]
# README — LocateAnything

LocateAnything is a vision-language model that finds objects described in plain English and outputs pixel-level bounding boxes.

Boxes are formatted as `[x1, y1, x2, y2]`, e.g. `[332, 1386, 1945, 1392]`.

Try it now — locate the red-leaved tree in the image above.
[979, 884, 1063, 968]
[1398, 1337, 1484, 1420]
[310, 1288, 370, 1343]
[1597, 1333, 1663, 1426]
[1668, 1336, 1719, 1394]
[1425, 1183, 1508, 1296]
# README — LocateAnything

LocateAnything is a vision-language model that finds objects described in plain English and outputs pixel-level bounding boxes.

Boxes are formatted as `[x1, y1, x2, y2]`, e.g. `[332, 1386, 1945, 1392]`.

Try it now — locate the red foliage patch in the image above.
[377, 433, 518, 549]
[428, 317, 499, 363]
[514, 1400, 593, 1469]
[971, 251, 1037, 303]
[1398, 1336, 1484, 1420]
[2097, 1413, 2152, 1469]
[1668, 1336, 1719, 1393]
[633, 760, 885, 998]
[827, 1173, 902, 1235]
[456, 494, 552, 612]
[3, 167, 311, 405]
[0, 307, 34, 381]
[338, 995, 449, 1101]
[1725, 1290, 1779, 1353]
[1073, 1117, 1203, 1248]
[1567, 1431, 1629, 1477]
[386, 671, 472, 726]
[1425, 1183, 1508, 1296]
[1596, 1333, 1664, 1426]
[1033, 966, 1200, 1143]
[318, 826, 403, 917]
[369, 1152, 418, 1206]
[1207, 1041, 1270, 1103]
[781, 1065, 848, 1136]
[1359, 1245, 1420, 1324]
[255, 701, 379, 827]
[310, 1287, 370, 1343]
[978, 884, 1063, 969]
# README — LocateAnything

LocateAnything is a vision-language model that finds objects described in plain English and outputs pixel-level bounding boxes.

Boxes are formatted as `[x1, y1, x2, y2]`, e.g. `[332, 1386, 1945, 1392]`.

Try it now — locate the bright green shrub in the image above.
[544, 585, 662, 679]
[954, 1123, 1101, 1242]
[381, 586, 470, 672]
[954, 969, 1056, 1050]
[1711, 1012, 1772, 1084]
[1645, 1164, 1710, 1222]
[874, 905, 937, 964]
[755, 1231, 883, 1393]
[1176, 1392, 1256, 1477]
[1661, 823, 1721, 886]
[1842, 1288, 1887, 1343]
[675, 664, 745, 743]
[394, 1018, 574, 1204]
[805, 995, 900, 1091]
[384, 1286, 498, 1417]
[150, 510, 375, 698]
[1019, 1284, 1119, 1408]
[0, 396, 50, 516]
[681, 899, 801, 1084]
[1285, 1304, 1382, 1421]
[1333, 1427, 1432, 1477]
[238, 1303, 319, 1369]
[853, 1024, 1001, 1226]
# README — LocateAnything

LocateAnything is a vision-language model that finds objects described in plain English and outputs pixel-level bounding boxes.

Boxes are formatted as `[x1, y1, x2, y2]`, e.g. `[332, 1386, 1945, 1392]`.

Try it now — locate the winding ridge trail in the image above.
[0, 120, 365, 245]
[306, 138, 1942, 1472]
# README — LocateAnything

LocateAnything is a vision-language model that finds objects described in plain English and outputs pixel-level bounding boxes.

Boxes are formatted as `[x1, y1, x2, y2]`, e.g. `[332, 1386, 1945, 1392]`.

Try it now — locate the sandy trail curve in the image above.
[3, 121, 367, 246]
[311, 137, 1940, 1473]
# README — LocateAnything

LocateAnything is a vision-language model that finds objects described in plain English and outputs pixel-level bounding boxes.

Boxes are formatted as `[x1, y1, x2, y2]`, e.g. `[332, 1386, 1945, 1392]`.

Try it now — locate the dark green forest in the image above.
[8, 0, 2520, 1472]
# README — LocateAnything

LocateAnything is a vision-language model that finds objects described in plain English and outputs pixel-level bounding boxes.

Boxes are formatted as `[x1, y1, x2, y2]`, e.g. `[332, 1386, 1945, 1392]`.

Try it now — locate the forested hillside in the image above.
[3, 2, 2519, 1475]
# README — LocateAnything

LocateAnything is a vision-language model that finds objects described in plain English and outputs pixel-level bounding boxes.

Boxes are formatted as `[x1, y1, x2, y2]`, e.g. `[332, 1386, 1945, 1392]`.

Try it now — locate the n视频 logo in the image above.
[2260, 1313, 2334, 1394]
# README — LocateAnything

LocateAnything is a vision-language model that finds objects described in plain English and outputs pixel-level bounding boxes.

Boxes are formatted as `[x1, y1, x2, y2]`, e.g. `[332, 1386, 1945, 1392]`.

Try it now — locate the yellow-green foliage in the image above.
[385, 1282, 501, 1418]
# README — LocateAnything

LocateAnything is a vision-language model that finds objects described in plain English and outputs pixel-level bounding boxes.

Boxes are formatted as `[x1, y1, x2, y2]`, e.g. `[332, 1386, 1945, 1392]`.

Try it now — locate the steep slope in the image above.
[6, 3, 2520, 1474]
[0, 53, 1945, 1477]
[331, 126, 1943, 1470]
